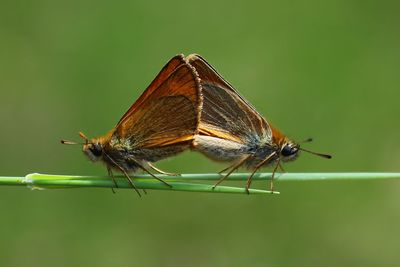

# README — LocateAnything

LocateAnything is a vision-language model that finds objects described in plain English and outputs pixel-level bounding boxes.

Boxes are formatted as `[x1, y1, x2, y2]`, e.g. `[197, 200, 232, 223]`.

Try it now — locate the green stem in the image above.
[1, 173, 399, 194]
[159, 172, 400, 181]
[0, 173, 278, 195]
[39, 172, 398, 181]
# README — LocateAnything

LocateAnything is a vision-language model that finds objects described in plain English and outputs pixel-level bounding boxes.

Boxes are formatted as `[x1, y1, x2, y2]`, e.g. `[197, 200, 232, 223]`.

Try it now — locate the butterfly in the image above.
[62, 55, 202, 196]
[187, 54, 331, 192]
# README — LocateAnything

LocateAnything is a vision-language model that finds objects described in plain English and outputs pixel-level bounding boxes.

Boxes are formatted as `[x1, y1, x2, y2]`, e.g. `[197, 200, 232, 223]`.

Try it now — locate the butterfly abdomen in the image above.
[193, 135, 247, 162]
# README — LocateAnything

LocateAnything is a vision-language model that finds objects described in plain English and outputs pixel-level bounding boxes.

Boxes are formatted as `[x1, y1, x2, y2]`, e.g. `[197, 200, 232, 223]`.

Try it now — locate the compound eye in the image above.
[281, 144, 298, 157]
[89, 143, 102, 157]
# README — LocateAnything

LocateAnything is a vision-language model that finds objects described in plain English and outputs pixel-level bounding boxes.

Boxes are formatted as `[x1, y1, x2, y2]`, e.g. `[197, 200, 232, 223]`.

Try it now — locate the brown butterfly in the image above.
[62, 55, 202, 196]
[187, 54, 331, 192]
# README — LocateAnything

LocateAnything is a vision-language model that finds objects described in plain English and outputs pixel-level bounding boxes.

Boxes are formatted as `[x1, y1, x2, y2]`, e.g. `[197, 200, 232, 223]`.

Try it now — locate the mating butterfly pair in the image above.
[63, 54, 330, 196]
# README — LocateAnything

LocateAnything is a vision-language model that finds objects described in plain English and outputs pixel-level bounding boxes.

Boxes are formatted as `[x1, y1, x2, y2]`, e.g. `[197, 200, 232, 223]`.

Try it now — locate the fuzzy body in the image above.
[100, 136, 191, 173]
[193, 131, 298, 170]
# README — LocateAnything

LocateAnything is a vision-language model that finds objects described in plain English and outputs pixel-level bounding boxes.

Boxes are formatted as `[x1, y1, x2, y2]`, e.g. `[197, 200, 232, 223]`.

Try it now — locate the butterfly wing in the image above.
[187, 54, 272, 144]
[113, 56, 201, 151]
[117, 54, 187, 125]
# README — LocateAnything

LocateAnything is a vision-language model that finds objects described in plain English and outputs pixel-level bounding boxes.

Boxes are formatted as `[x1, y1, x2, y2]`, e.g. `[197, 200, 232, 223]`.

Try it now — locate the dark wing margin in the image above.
[186, 54, 271, 143]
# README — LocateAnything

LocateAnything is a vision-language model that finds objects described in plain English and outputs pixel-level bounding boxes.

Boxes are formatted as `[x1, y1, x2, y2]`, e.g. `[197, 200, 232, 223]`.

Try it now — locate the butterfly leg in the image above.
[103, 153, 141, 196]
[246, 152, 277, 194]
[213, 154, 252, 189]
[218, 164, 237, 174]
[129, 159, 172, 188]
[147, 162, 181, 176]
[107, 166, 118, 194]
[278, 162, 285, 172]
[270, 157, 281, 193]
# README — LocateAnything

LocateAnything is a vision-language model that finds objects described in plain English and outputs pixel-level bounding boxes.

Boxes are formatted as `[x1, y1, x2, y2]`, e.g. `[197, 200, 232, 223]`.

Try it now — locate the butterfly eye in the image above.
[281, 144, 298, 157]
[89, 143, 103, 157]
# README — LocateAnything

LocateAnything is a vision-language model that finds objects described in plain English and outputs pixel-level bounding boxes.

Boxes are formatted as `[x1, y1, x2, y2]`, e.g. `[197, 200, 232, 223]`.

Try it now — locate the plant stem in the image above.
[1, 172, 399, 194]
[158, 172, 400, 181]
[0, 173, 278, 195]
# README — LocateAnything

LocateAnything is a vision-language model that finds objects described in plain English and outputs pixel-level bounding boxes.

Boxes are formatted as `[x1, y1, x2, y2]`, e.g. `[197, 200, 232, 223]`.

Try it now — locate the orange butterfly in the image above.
[63, 55, 202, 196]
[187, 54, 331, 192]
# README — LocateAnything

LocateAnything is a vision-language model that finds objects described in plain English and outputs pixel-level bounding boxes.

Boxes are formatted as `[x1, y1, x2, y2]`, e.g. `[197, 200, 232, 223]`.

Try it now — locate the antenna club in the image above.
[60, 139, 80, 145]
[299, 147, 332, 159]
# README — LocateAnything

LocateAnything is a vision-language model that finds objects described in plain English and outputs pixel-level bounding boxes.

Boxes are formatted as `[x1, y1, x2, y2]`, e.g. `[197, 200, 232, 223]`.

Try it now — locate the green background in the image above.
[1, 0, 399, 266]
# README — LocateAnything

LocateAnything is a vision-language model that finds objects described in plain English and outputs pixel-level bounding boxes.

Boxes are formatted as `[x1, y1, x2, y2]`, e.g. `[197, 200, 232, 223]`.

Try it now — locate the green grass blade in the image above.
[0, 173, 277, 195]
[149, 172, 400, 181]
[1, 172, 399, 194]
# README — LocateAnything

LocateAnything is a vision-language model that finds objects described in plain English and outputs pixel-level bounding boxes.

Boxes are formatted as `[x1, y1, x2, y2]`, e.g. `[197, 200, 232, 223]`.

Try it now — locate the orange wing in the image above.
[114, 57, 202, 149]
[187, 54, 271, 144]
[117, 54, 187, 126]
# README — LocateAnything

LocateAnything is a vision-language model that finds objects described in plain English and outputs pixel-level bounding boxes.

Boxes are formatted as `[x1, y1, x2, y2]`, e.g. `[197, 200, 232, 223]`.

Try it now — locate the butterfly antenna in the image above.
[79, 132, 89, 145]
[299, 147, 332, 159]
[61, 132, 90, 145]
[299, 137, 313, 143]
[60, 139, 80, 145]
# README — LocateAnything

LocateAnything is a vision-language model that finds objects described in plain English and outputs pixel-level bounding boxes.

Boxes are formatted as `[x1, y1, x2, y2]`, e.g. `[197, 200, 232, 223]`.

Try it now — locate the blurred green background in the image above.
[1, 0, 400, 266]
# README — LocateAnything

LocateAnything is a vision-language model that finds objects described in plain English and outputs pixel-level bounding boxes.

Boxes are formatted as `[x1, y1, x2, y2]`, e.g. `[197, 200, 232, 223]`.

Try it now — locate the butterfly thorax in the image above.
[271, 126, 287, 146]
[99, 132, 145, 172]
[84, 129, 192, 174]
[81, 131, 141, 172]
[242, 126, 300, 168]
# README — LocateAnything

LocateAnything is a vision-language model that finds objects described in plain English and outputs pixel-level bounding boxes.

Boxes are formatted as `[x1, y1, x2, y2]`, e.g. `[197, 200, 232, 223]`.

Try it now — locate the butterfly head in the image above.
[83, 140, 103, 162]
[280, 137, 332, 161]
[61, 132, 105, 162]
[279, 140, 300, 162]
[78, 132, 105, 162]
[271, 127, 300, 161]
